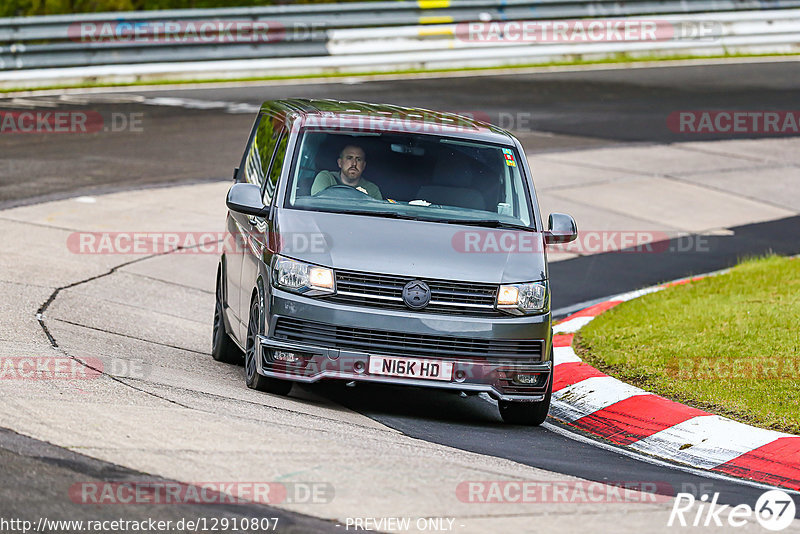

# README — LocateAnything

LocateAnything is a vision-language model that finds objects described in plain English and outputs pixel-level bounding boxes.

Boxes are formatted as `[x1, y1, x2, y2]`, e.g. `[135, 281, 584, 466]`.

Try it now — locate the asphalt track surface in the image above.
[2, 60, 800, 527]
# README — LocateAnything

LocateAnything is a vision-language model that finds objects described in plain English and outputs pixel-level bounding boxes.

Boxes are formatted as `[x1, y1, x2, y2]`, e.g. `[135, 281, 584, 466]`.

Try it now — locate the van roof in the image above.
[259, 99, 518, 144]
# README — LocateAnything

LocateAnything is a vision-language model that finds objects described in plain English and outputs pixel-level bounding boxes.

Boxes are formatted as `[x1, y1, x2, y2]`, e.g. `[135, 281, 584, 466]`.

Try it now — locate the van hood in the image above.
[273, 209, 547, 284]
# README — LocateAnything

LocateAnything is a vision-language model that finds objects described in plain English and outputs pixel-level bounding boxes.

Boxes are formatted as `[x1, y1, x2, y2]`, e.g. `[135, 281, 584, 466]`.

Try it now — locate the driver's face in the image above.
[337, 146, 366, 183]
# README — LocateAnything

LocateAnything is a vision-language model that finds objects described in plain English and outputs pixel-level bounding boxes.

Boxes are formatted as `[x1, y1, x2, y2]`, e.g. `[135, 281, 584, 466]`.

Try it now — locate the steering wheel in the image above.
[313, 184, 378, 200]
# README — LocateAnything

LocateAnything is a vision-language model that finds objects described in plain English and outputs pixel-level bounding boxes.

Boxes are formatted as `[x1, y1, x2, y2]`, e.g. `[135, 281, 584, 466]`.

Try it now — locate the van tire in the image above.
[245, 297, 293, 396]
[212, 276, 242, 364]
[498, 373, 552, 426]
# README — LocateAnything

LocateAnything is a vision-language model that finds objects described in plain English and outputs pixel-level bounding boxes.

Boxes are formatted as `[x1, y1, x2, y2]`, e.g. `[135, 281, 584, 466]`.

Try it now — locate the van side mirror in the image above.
[226, 183, 268, 217]
[544, 213, 578, 244]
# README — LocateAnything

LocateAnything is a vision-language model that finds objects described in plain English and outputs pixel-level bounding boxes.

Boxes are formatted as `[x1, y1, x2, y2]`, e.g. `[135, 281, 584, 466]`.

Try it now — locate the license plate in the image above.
[368, 355, 453, 382]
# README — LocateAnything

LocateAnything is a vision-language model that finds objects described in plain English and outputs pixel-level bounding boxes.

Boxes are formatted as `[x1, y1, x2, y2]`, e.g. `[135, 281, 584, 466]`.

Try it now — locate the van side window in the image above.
[250, 113, 287, 204]
[265, 132, 288, 203]
[243, 137, 264, 188]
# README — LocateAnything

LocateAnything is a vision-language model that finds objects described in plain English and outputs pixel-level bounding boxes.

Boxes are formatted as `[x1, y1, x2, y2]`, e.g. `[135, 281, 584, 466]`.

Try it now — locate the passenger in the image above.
[311, 144, 383, 200]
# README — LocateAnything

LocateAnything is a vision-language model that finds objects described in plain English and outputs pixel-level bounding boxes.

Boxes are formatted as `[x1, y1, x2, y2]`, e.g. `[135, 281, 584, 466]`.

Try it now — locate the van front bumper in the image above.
[257, 289, 553, 402]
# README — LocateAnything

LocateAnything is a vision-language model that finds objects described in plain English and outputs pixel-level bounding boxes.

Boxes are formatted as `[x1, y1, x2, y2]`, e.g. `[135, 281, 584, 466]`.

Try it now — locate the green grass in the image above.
[3, 51, 799, 94]
[576, 255, 800, 435]
[3, 0, 374, 18]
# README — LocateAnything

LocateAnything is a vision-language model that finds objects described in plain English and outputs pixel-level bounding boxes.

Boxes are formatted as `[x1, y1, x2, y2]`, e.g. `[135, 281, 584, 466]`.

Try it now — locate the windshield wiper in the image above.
[337, 210, 533, 230]
[337, 209, 424, 220]
[431, 218, 534, 230]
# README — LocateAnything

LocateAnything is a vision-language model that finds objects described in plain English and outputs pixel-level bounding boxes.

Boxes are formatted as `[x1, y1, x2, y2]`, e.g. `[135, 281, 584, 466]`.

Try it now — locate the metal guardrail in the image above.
[0, 0, 800, 84]
[1, 0, 800, 71]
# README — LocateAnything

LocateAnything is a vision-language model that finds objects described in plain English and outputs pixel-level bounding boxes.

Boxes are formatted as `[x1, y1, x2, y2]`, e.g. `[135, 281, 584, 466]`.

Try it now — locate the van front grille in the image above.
[321, 269, 502, 317]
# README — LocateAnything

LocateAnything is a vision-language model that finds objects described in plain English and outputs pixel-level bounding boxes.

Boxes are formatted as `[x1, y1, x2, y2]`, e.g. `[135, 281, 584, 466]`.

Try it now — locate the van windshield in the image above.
[285, 130, 535, 229]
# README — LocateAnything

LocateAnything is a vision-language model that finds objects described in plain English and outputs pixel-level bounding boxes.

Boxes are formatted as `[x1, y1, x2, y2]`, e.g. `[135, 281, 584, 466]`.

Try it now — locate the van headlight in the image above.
[272, 256, 335, 296]
[497, 281, 548, 315]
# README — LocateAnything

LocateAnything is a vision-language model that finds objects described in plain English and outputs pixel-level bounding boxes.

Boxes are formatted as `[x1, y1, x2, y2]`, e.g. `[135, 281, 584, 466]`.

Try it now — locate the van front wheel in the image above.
[498, 376, 552, 426]
[245, 297, 292, 396]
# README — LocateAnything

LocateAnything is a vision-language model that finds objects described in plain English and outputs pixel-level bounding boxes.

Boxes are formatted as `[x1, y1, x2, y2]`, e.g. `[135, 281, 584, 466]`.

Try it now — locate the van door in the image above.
[223, 114, 262, 344]
[239, 113, 287, 338]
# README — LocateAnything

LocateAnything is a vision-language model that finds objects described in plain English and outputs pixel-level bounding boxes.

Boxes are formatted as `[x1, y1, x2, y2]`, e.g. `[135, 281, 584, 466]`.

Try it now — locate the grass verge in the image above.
[576, 255, 800, 435]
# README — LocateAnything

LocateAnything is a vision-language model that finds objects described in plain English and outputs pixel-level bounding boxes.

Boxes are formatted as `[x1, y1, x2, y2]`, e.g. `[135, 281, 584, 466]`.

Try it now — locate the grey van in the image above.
[212, 99, 577, 425]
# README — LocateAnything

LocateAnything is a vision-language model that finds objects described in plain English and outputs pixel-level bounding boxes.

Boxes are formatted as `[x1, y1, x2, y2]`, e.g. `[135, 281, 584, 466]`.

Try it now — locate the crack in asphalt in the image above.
[50, 317, 209, 356]
[35, 243, 213, 411]
[120, 270, 215, 294]
[32, 238, 400, 438]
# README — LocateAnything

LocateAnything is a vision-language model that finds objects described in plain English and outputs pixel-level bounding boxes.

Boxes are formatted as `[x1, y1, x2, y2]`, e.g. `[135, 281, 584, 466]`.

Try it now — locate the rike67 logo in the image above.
[668, 490, 796, 531]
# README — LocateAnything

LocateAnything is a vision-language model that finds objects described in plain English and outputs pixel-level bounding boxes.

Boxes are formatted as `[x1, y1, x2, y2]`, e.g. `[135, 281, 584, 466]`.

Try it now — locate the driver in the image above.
[311, 144, 383, 200]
